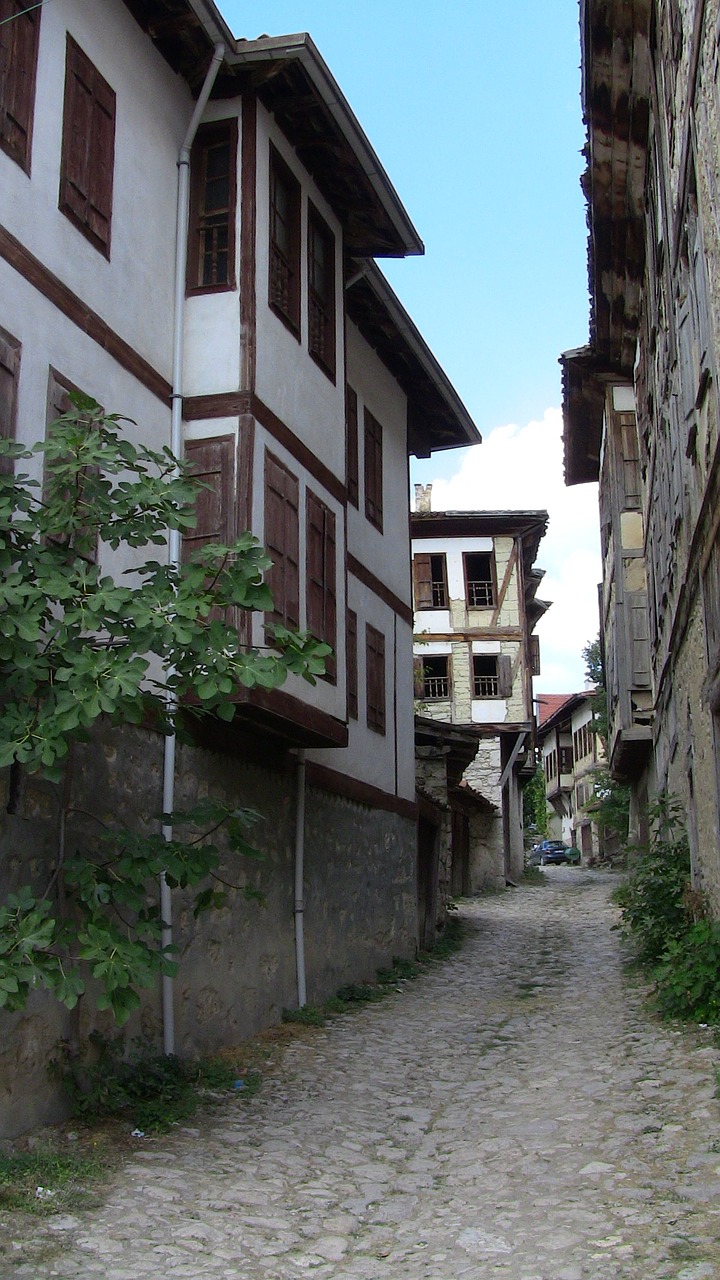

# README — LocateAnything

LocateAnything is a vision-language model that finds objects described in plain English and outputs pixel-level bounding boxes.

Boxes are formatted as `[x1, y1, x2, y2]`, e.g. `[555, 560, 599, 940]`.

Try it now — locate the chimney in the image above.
[414, 483, 432, 512]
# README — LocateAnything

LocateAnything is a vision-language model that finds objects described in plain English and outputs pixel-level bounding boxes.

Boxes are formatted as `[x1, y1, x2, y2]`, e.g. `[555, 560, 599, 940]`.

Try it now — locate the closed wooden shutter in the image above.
[306, 489, 336, 682]
[45, 368, 98, 560]
[0, 327, 20, 476]
[264, 452, 299, 630]
[346, 384, 359, 507]
[0, 0, 40, 171]
[413, 656, 425, 699]
[347, 608, 358, 719]
[412, 554, 433, 609]
[366, 623, 386, 734]
[184, 437, 236, 629]
[498, 654, 513, 698]
[529, 634, 541, 677]
[364, 408, 383, 531]
[184, 437, 234, 554]
[60, 36, 115, 256]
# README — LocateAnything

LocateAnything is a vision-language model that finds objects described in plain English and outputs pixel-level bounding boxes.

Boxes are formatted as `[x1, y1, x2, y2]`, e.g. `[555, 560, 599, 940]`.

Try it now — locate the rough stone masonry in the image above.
[5, 868, 720, 1279]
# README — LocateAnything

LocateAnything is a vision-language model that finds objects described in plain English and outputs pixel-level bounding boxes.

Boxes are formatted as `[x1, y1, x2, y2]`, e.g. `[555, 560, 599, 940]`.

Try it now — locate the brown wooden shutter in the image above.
[413, 656, 425, 699]
[264, 452, 299, 630]
[529, 634, 541, 677]
[60, 36, 115, 256]
[184, 437, 236, 629]
[45, 368, 98, 560]
[498, 654, 513, 698]
[183, 437, 234, 555]
[412, 554, 433, 609]
[347, 608, 358, 720]
[366, 623, 386, 734]
[364, 408, 383, 531]
[0, 327, 20, 476]
[269, 145, 301, 333]
[0, 0, 41, 171]
[346, 384, 359, 507]
[306, 489, 337, 682]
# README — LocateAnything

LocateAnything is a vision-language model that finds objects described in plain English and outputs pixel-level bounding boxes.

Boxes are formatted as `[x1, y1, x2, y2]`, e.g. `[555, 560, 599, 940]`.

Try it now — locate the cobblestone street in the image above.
[8, 870, 720, 1279]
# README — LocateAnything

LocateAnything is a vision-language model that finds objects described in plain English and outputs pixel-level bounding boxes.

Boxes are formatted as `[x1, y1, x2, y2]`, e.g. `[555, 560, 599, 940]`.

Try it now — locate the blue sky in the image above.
[219, 2, 600, 692]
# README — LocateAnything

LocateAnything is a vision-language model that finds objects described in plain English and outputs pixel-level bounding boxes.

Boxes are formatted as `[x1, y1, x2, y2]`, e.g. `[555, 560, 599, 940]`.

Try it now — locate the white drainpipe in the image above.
[160, 43, 225, 1057]
[294, 749, 307, 1007]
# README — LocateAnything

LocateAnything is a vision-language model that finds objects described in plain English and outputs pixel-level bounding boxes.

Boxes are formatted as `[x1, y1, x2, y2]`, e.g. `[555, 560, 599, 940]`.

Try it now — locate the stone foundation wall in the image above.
[0, 722, 417, 1138]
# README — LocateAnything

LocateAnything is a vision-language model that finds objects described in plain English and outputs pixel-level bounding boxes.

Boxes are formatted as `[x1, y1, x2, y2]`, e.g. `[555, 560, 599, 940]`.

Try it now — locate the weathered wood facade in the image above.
[563, 0, 720, 904]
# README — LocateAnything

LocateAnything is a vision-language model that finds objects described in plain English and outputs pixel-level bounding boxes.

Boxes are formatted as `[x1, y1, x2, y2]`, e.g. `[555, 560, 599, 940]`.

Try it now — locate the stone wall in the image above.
[0, 721, 417, 1138]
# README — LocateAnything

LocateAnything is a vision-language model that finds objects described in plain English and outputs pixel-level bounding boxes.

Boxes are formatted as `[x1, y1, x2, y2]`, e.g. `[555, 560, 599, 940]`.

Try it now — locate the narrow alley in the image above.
[12, 872, 720, 1280]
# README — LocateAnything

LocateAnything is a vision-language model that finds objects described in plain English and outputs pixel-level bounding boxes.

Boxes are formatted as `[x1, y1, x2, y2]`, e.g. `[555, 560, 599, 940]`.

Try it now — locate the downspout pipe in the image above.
[160, 42, 225, 1057]
[294, 750, 307, 1007]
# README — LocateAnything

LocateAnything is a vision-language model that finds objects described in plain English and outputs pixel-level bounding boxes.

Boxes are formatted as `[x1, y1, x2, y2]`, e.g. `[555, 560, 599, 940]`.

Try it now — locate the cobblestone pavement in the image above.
[8, 869, 720, 1279]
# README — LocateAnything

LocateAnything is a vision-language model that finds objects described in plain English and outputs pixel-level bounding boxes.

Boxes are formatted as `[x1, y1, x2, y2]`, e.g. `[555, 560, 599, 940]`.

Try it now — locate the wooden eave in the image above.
[346, 262, 481, 457]
[563, 0, 651, 486]
[410, 511, 548, 574]
[123, 6, 422, 258]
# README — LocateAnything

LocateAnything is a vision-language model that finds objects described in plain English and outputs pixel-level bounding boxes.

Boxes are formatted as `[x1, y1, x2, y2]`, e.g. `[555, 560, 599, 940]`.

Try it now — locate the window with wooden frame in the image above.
[366, 623, 386, 735]
[347, 608, 358, 720]
[264, 452, 299, 631]
[364, 407, 383, 531]
[269, 145, 301, 334]
[559, 745, 573, 776]
[45, 368, 98, 561]
[412, 553, 448, 609]
[59, 36, 115, 257]
[306, 489, 336, 683]
[472, 653, 511, 699]
[0, 327, 20, 477]
[0, 0, 41, 172]
[346, 384, 359, 507]
[422, 655, 450, 701]
[308, 202, 335, 377]
[187, 119, 237, 293]
[464, 551, 496, 608]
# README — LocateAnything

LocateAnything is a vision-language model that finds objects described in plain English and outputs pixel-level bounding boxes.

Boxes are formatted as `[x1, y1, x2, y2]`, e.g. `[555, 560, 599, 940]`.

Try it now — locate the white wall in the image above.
[1, 0, 192, 379]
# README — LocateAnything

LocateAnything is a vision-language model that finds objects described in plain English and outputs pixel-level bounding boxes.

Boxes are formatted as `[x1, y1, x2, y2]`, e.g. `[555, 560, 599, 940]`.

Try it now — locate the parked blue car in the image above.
[527, 840, 581, 866]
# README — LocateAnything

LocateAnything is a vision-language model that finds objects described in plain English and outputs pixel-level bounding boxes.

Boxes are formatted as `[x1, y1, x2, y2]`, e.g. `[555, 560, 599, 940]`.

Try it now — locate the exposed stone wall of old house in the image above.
[0, 721, 417, 1138]
[468, 808, 505, 892]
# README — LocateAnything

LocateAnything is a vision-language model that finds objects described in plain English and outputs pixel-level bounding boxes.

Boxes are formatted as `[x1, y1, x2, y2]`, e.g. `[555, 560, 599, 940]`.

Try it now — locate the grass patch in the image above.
[0, 1142, 110, 1216]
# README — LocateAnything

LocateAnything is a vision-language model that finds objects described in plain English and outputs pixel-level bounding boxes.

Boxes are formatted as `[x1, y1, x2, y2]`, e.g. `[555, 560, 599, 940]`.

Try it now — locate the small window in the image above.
[347, 609, 358, 720]
[59, 36, 116, 257]
[413, 554, 448, 609]
[187, 120, 238, 292]
[559, 746, 573, 775]
[0, 0, 41, 172]
[465, 552, 496, 608]
[306, 489, 336, 683]
[364, 407, 383, 532]
[423, 655, 450, 700]
[366, 623, 385, 735]
[346, 384, 359, 508]
[264, 452, 299, 631]
[0, 327, 20, 476]
[473, 655, 499, 698]
[269, 146, 301, 334]
[308, 202, 335, 378]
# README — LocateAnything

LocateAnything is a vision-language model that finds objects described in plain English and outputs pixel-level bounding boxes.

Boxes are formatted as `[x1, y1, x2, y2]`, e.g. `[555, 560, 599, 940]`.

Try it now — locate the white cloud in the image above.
[416, 407, 601, 694]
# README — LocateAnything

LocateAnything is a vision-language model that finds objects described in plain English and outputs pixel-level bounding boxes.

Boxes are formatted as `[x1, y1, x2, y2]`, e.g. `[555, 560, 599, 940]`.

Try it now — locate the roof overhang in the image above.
[123, 3, 423, 258]
[562, 0, 651, 484]
[346, 261, 481, 457]
[410, 511, 549, 591]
